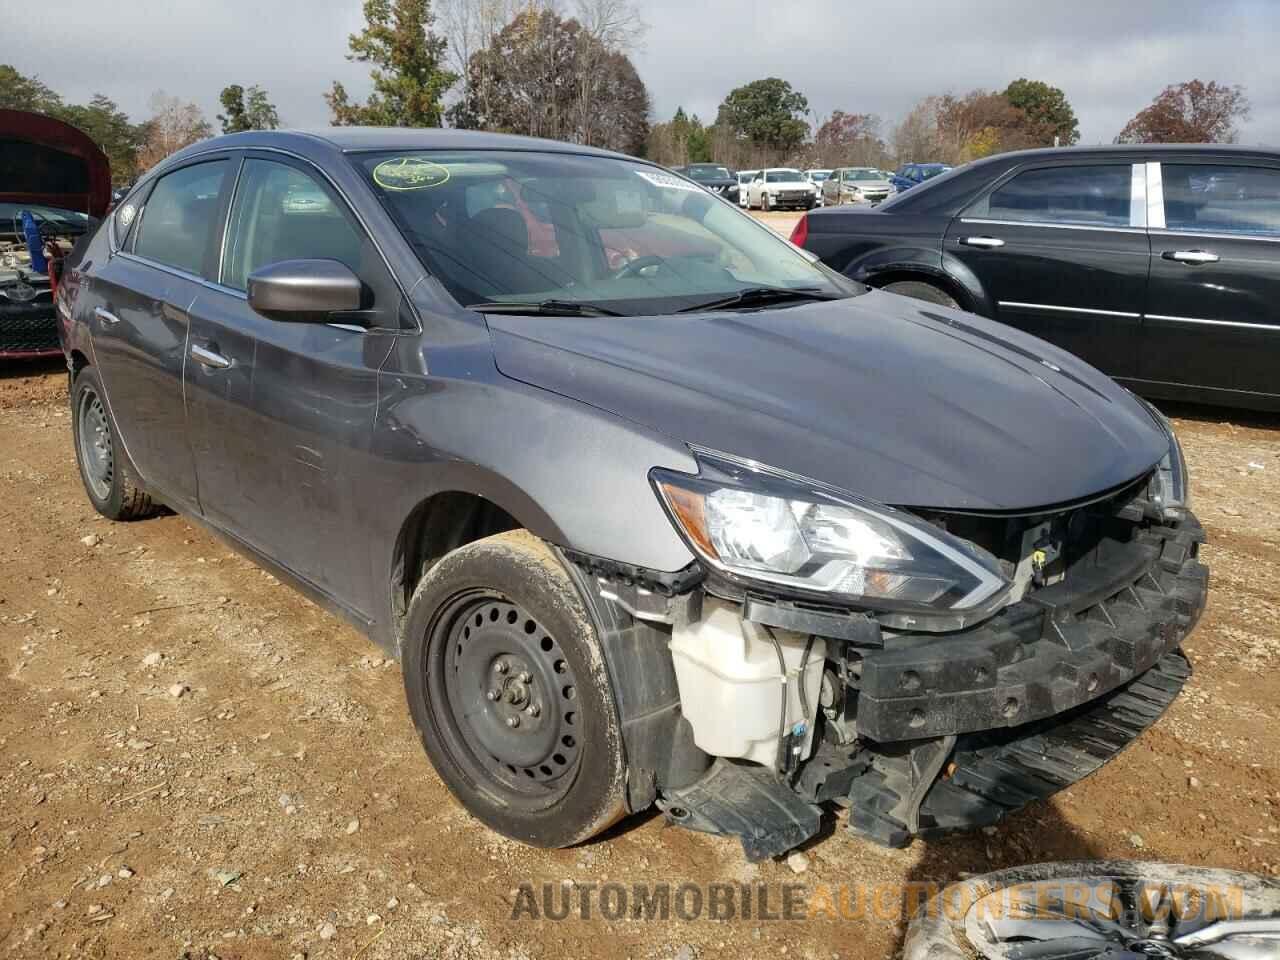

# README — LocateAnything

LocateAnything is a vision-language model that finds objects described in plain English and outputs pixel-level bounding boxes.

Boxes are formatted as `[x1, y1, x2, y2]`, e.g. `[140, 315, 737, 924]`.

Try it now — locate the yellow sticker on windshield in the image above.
[373, 157, 451, 191]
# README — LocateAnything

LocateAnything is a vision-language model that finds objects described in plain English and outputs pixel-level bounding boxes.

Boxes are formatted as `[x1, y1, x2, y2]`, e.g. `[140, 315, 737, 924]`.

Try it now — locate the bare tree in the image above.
[569, 0, 647, 147]
[135, 91, 213, 173]
[892, 97, 943, 165]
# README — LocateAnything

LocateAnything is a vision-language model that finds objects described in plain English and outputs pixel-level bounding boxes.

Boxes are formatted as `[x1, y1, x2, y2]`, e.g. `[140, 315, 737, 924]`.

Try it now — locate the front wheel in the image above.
[70, 366, 158, 521]
[402, 530, 627, 848]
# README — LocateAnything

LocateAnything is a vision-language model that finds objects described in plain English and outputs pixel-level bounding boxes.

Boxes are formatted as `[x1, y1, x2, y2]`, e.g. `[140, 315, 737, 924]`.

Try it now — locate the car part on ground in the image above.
[903, 860, 1280, 960]
[61, 128, 1207, 861]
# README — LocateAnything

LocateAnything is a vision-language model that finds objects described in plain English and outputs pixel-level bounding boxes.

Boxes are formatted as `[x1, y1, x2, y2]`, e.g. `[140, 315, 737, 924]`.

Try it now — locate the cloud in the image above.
[4, 0, 1277, 146]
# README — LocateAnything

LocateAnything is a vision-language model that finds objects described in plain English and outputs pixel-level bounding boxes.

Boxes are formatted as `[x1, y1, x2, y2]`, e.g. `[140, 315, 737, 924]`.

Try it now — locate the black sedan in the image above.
[673, 162, 740, 202]
[59, 129, 1204, 859]
[794, 144, 1280, 412]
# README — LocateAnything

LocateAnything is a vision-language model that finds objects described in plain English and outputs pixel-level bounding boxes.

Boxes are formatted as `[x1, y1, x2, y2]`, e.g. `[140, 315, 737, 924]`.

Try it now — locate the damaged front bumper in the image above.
[571, 509, 1209, 861]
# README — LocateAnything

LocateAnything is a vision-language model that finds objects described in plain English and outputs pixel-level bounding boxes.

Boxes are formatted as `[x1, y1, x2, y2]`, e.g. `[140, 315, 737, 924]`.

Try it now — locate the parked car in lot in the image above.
[61, 128, 1206, 860]
[745, 167, 818, 211]
[795, 143, 1280, 411]
[821, 166, 896, 206]
[1, 109, 110, 358]
[804, 169, 833, 204]
[890, 162, 952, 192]
[673, 162, 740, 204]
[735, 169, 757, 207]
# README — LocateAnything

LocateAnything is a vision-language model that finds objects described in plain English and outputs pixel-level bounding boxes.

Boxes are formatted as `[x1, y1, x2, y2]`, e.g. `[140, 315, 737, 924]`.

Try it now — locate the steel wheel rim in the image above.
[958, 876, 1280, 959]
[77, 388, 113, 501]
[429, 591, 583, 809]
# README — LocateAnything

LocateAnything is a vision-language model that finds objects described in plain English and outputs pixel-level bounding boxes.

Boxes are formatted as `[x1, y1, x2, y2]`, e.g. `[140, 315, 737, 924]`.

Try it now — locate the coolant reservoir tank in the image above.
[669, 599, 825, 767]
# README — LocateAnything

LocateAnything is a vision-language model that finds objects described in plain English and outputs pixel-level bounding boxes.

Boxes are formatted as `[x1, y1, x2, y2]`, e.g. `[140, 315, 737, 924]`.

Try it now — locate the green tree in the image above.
[715, 77, 809, 151]
[58, 95, 147, 186]
[0, 64, 63, 113]
[218, 84, 281, 133]
[326, 0, 457, 127]
[1117, 80, 1250, 144]
[1003, 78, 1079, 145]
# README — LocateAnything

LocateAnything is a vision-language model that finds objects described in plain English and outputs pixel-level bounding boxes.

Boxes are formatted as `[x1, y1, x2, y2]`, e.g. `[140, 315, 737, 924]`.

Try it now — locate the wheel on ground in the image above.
[402, 530, 627, 848]
[879, 279, 960, 309]
[70, 366, 158, 521]
[903, 860, 1280, 960]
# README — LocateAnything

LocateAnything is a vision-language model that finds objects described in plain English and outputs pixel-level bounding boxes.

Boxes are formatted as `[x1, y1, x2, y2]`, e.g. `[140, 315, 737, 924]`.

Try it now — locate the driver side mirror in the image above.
[247, 259, 364, 324]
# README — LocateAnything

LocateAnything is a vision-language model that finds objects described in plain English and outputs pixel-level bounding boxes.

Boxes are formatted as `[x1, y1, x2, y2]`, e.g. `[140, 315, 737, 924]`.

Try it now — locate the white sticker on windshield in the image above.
[635, 170, 701, 192]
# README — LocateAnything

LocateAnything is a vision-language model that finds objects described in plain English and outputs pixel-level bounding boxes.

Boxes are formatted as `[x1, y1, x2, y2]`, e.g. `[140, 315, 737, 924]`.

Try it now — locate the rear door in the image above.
[185, 154, 400, 616]
[88, 157, 234, 509]
[1141, 159, 1280, 401]
[944, 161, 1149, 378]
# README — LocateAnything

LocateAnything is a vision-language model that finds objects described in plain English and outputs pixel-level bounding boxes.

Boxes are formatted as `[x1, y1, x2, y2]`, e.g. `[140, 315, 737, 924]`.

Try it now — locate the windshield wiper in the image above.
[676, 286, 840, 314]
[467, 299, 624, 318]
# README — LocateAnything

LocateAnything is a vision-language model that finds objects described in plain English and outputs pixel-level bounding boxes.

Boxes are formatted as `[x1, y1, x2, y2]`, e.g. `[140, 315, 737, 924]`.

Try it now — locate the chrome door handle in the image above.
[1163, 250, 1220, 264]
[960, 236, 1005, 249]
[94, 307, 121, 325]
[190, 343, 233, 370]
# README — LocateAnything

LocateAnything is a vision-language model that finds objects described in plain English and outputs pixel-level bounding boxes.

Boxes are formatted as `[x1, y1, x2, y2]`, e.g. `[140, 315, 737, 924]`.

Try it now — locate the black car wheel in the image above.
[402, 530, 627, 848]
[904, 861, 1280, 960]
[70, 366, 157, 521]
[879, 279, 960, 310]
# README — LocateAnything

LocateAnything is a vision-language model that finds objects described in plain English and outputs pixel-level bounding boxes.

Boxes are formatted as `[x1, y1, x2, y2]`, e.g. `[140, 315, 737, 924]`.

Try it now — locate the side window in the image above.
[1161, 163, 1280, 236]
[132, 161, 230, 275]
[222, 159, 367, 291]
[984, 165, 1132, 227]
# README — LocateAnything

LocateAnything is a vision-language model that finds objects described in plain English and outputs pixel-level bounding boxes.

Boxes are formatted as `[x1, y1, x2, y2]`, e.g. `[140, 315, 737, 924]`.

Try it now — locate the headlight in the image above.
[652, 451, 1012, 631]
[1139, 400, 1190, 516]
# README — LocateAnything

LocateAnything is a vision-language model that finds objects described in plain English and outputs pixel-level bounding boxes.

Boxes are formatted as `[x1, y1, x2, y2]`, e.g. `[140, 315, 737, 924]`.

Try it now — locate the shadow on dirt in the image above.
[0, 355, 63, 381]
[1152, 397, 1280, 432]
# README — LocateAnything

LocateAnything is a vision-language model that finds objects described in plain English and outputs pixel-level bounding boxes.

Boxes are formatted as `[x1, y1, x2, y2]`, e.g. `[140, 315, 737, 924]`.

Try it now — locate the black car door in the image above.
[87, 157, 234, 510]
[184, 154, 400, 619]
[1141, 159, 1280, 401]
[944, 161, 1150, 378]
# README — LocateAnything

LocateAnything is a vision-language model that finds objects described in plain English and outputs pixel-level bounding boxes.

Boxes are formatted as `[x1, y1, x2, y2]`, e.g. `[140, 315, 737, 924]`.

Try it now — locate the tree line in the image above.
[0, 0, 1257, 186]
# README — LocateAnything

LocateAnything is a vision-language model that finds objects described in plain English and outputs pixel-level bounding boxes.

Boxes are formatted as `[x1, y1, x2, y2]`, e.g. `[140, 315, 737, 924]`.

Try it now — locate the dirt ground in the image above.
[2, 348, 1279, 960]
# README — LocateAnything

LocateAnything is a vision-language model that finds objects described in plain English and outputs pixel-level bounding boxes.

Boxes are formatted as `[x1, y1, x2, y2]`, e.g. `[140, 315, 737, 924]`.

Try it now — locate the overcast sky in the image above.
[7, 0, 1280, 147]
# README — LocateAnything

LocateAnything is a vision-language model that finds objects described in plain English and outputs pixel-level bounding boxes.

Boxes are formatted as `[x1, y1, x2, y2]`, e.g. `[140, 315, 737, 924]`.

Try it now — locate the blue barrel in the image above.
[20, 210, 48, 274]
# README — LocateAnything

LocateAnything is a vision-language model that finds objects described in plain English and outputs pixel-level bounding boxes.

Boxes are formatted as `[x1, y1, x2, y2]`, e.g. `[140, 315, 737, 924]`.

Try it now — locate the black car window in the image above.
[222, 159, 367, 291]
[132, 161, 231, 276]
[984, 165, 1132, 227]
[1161, 163, 1280, 236]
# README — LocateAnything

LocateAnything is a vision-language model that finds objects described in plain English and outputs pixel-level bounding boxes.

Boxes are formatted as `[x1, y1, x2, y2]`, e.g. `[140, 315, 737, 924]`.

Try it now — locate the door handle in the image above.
[94, 307, 121, 326]
[960, 236, 1005, 249]
[190, 343, 234, 370]
[1162, 250, 1220, 265]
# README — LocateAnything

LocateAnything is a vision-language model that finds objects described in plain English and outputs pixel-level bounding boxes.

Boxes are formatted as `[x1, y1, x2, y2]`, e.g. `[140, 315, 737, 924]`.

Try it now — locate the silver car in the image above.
[822, 167, 895, 206]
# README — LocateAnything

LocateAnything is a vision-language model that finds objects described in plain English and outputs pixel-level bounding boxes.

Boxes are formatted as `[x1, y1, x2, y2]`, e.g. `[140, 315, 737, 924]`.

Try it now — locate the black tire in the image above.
[904, 860, 1280, 960]
[878, 279, 961, 310]
[70, 366, 158, 521]
[402, 530, 627, 848]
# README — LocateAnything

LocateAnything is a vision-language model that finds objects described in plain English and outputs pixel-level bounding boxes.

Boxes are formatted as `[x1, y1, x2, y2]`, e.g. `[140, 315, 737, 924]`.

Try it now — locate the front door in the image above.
[1141, 160, 1280, 401]
[88, 158, 234, 509]
[184, 155, 399, 616]
[945, 161, 1149, 379]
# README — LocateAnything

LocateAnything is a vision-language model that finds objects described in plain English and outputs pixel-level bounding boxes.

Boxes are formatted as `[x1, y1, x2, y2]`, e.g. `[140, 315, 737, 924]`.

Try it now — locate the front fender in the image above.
[849, 246, 994, 318]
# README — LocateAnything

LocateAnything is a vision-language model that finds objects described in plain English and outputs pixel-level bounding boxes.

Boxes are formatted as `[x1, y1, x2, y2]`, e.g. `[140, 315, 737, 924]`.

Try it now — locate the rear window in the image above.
[1161, 163, 1280, 236]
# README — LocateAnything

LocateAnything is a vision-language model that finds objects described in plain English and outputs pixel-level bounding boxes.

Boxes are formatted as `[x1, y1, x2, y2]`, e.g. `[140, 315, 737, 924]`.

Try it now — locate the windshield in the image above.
[848, 168, 882, 181]
[765, 169, 803, 183]
[687, 166, 732, 181]
[0, 202, 89, 238]
[359, 150, 855, 316]
[738, 171, 757, 183]
[809, 171, 831, 182]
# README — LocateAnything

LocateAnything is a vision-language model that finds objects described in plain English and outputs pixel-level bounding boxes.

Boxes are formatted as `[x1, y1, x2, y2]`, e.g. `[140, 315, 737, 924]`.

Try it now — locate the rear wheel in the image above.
[402, 530, 627, 848]
[70, 366, 157, 521]
[879, 279, 960, 309]
[904, 861, 1280, 960]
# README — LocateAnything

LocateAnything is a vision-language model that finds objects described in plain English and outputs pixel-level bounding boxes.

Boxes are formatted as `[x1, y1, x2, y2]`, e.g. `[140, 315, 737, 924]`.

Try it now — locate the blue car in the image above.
[889, 162, 952, 192]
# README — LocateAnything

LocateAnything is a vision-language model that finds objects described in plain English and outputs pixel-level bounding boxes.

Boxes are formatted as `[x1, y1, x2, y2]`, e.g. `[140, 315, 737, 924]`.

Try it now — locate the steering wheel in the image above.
[612, 255, 666, 279]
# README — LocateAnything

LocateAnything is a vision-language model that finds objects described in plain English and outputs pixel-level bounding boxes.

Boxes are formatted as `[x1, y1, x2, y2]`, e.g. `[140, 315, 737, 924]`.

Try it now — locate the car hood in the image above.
[486, 291, 1169, 512]
[764, 180, 812, 189]
[0, 109, 112, 217]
